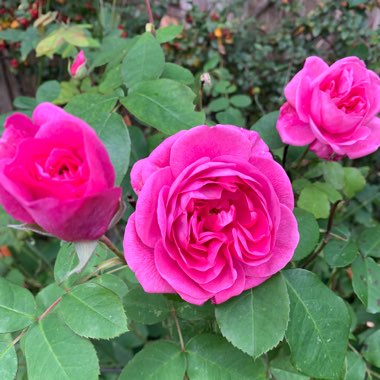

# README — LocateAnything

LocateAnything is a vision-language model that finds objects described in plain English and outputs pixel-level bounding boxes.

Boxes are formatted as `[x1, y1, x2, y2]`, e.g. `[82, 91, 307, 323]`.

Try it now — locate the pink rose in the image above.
[0, 103, 121, 241]
[69, 50, 87, 79]
[276, 56, 380, 159]
[124, 125, 299, 305]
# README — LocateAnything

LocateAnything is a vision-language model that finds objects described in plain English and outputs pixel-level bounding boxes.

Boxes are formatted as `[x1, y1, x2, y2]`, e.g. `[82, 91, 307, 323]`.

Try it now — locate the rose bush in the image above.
[276, 56, 380, 159]
[124, 124, 299, 305]
[0, 103, 121, 241]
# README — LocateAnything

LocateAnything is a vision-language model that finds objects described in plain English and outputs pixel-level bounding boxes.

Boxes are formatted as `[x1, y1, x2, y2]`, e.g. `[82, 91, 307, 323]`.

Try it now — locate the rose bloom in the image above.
[0, 103, 121, 241]
[276, 56, 380, 159]
[69, 50, 87, 79]
[124, 125, 299, 305]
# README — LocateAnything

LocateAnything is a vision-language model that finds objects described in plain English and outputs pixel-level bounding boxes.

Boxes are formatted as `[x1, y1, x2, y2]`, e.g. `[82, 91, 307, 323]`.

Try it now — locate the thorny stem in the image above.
[144, 0, 156, 36]
[172, 308, 185, 352]
[100, 235, 124, 260]
[302, 200, 342, 268]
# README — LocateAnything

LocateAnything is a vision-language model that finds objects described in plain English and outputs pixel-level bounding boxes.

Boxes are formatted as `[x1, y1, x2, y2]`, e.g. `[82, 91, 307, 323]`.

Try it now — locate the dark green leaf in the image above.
[13, 96, 37, 110]
[58, 282, 128, 339]
[208, 97, 229, 112]
[358, 226, 380, 258]
[230, 95, 252, 108]
[346, 351, 366, 380]
[121, 33, 165, 88]
[352, 256, 380, 314]
[156, 25, 184, 43]
[215, 274, 289, 358]
[270, 351, 309, 380]
[119, 340, 186, 380]
[0, 277, 37, 333]
[98, 66, 123, 94]
[175, 301, 214, 321]
[36, 284, 65, 309]
[250, 111, 283, 150]
[161, 63, 194, 85]
[321, 162, 345, 190]
[129, 126, 148, 165]
[20, 27, 40, 60]
[293, 208, 320, 261]
[362, 330, 380, 368]
[283, 269, 350, 380]
[186, 334, 266, 380]
[0, 29, 24, 42]
[91, 274, 128, 299]
[36, 80, 61, 104]
[0, 334, 17, 380]
[24, 314, 99, 380]
[124, 287, 170, 324]
[121, 79, 205, 135]
[216, 107, 244, 127]
[324, 240, 358, 268]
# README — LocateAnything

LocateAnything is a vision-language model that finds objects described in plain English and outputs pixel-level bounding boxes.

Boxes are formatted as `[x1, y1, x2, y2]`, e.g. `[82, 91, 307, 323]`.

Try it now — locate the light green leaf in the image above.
[346, 351, 366, 380]
[36, 80, 61, 104]
[352, 256, 380, 314]
[124, 287, 170, 324]
[24, 314, 99, 380]
[216, 107, 244, 127]
[321, 162, 345, 190]
[208, 97, 229, 112]
[161, 63, 194, 85]
[230, 95, 252, 108]
[343, 167, 366, 198]
[297, 186, 330, 219]
[156, 25, 184, 43]
[293, 208, 320, 261]
[362, 330, 380, 368]
[0, 277, 37, 333]
[324, 240, 358, 268]
[186, 334, 266, 380]
[91, 274, 128, 299]
[215, 274, 289, 358]
[119, 340, 186, 380]
[358, 226, 380, 258]
[313, 182, 342, 203]
[0, 334, 17, 380]
[121, 33, 165, 88]
[250, 111, 283, 150]
[58, 282, 128, 339]
[121, 79, 205, 135]
[283, 269, 350, 380]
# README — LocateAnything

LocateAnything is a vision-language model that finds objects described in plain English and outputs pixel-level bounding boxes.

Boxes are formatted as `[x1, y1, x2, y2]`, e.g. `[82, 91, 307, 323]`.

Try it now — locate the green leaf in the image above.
[119, 340, 186, 380]
[321, 162, 345, 190]
[313, 182, 342, 203]
[124, 287, 170, 324]
[0, 277, 37, 333]
[121, 79, 205, 135]
[270, 351, 309, 380]
[358, 226, 380, 258]
[324, 240, 358, 268]
[13, 96, 37, 110]
[0, 334, 17, 380]
[352, 256, 380, 314]
[283, 269, 350, 380]
[98, 66, 123, 94]
[297, 186, 330, 219]
[24, 314, 99, 380]
[161, 63, 194, 85]
[36, 284, 65, 309]
[129, 126, 148, 165]
[98, 113, 131, 185]
[230, 95, 252, 108]
[215, 274, 289, 358]
[343, 167, 366, 198]
[362, 330, 380, 368]
[156, 25, 184, 43]
[186, 334, 266, 380]
[346, 351, 366, 380]
[36, 80, 61, 104]
[250, 111, 283, 150]
[208, 97, 229, 112]
[174, 301, 214, 321]
[91, 274, 128, 299]
[216, 107, 244, 127]
[293, 208, 320, 261]
[20, 27, 40, 60]
[121, 33, 165, 88]
[0, 29, 24, 42]
[58, 282, 128, 339]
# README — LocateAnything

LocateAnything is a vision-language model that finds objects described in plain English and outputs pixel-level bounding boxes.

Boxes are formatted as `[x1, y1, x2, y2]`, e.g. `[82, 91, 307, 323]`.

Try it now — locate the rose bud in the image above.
[69, 50, 87, 80]
[124, 125, 299, 305]
[0, 103, 122, 242]
[276, 56, 380, 159]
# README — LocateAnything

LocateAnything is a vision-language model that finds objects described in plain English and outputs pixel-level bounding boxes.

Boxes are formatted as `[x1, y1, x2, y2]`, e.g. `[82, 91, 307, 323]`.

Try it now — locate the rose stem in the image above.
[171, 308, 186, 352]
[144, 0, 156, 36]
[301, 200, 342, 268]
[282, 144, 289, 169]
[99, 235, 124, 260]
[293, 145, 310, 170]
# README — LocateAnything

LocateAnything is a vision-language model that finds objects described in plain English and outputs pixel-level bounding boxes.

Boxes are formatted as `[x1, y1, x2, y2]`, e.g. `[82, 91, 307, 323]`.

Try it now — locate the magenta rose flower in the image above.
[69, 50, 87, 79]
[124, 125, 299, 305]
[0, 103, 121, 241]
[276, 56, 380, 160]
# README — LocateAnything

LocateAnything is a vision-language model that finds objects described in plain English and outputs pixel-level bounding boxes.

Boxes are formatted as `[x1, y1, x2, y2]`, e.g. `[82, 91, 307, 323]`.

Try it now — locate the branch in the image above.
[171, 308, 185, 352]
[144, 0, 156, 36]
[100, 235, 124, 260]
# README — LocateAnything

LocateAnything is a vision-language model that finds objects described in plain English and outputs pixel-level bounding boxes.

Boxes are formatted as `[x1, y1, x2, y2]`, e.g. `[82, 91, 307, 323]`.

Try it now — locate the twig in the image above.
[302, 200, 342, 268]
[38, 296, 63, 321]
[99, 235, 124, 260]
[282, 144, 289, 169]
[171, 308, 185, 352]
[144, 0, 156, 36]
